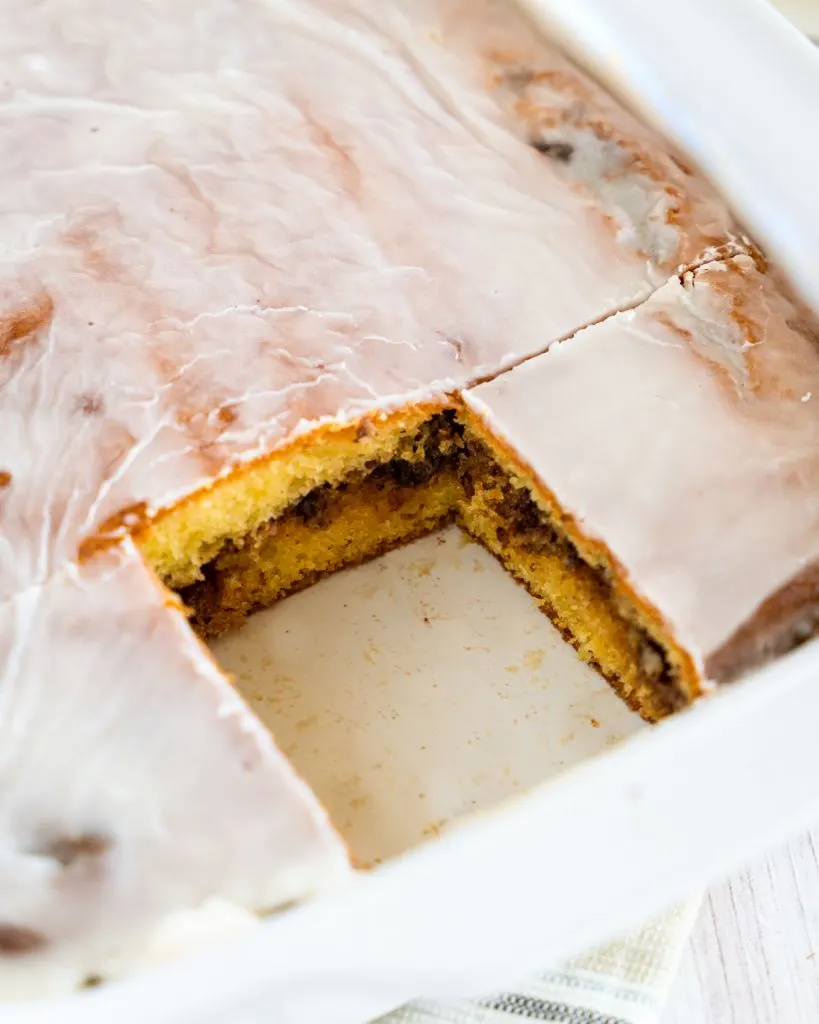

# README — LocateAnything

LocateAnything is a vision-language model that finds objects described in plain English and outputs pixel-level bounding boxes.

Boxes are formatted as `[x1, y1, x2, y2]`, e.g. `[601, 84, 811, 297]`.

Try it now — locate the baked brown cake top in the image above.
[465, 253, 819, 681]
[0, 0, 738, 600]
[0, 0, 744, 995]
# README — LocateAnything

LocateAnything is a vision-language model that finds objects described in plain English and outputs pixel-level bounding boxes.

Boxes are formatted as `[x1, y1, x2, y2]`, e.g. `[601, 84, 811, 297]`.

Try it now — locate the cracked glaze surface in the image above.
[466, 255, 819, 678]
[0, 0, 742, 994]
[0, 0, 739, 599]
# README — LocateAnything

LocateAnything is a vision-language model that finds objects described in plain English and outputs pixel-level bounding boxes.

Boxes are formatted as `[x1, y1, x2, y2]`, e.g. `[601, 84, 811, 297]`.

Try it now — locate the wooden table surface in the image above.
[661, 828, 819, 1023]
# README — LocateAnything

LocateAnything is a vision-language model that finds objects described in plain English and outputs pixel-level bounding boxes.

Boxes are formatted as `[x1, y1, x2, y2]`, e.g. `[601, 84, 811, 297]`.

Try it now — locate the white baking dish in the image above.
[10, 1, 819, 1021]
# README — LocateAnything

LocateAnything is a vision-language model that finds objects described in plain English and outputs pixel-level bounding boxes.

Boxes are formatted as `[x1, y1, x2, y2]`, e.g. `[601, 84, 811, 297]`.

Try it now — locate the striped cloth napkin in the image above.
[376, 901, 700, 1024]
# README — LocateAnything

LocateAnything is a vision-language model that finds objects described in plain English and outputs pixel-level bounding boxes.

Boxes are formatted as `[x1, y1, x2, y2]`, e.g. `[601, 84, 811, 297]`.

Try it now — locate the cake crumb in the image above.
[523, 648, 545, 670]
[422, 818, 448, 839]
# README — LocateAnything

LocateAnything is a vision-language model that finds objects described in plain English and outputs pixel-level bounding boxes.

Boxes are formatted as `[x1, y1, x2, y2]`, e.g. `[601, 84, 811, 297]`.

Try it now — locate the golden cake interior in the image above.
[456, 421, 700, 721]
[136, 401, 695, 723]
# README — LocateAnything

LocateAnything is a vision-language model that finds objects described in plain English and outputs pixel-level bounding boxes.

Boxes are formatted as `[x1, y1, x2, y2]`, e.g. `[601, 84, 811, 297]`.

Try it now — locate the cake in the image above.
[0, 0, 808, 998]
[0, 544, 350, 995]
[462, 253, 819, 720]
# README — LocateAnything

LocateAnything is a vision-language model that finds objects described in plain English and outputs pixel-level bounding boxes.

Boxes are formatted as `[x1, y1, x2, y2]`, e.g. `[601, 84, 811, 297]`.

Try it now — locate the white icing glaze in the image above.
[0, 0, 737, 599]
[465, 255, 819, 677]
[0, 0, 743, 992]
[0, 542, 348, 997]
[520, 0, 819, 315]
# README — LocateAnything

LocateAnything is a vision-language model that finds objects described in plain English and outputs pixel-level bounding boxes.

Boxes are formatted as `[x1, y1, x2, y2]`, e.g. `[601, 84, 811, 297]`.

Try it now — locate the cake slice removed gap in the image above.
[142, 254, 819, 728]
[137, 395, 696, 723]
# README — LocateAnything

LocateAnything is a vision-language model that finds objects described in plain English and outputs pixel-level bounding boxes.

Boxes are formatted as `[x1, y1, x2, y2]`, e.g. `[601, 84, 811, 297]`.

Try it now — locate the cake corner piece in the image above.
[0, 545, 350, 997]
[460, 251, 819, 718]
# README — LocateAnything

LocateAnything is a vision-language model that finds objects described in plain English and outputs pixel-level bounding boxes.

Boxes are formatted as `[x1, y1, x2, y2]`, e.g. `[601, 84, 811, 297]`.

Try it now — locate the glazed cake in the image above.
[462, 253, 819, 720]
[0, 0, 809, 998]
